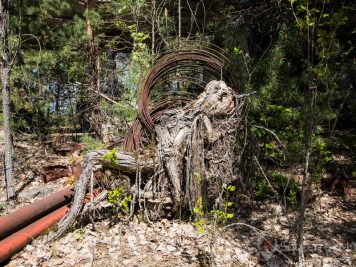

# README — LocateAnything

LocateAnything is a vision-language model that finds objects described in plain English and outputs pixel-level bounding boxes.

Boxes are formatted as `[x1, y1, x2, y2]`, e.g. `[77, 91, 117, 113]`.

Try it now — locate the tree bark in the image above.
[48, 150, 155, 240]
[155, 81, 243, 210]
[0, 0, 14, 200]
[85, 0, 100, 94]
[84, 0, 101, 136]
[48, 81, 246, 238]
[297, 3, 317, 263]
[178, 0, 181, 40]
[151, 0, 156, 58]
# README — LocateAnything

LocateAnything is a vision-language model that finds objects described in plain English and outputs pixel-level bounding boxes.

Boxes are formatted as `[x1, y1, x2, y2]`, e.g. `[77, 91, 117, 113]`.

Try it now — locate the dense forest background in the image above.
[2, 0, 354, 137]
[2, 0, 354, 194]
[0, 0, 355, 265]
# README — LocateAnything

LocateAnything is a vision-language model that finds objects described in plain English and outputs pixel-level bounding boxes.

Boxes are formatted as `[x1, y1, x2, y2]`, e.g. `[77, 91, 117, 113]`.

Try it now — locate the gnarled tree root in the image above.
[49, 80, 248, 239]
[48, 150, 153, 240]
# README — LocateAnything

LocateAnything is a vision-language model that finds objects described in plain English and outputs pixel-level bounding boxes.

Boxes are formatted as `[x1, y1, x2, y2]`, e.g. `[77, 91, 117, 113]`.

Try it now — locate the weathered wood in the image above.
[113, 151, 154, 174]
[155, 80, 243, 210]
[48, 150, 154, 239]
[49, 80, 245, 238]
[48, 151, 104, 240]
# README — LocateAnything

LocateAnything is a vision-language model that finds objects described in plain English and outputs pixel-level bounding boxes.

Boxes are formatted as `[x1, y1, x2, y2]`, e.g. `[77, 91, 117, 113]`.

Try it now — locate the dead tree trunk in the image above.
[49, 150, 154, 240]
[49, 81, 246, 238]
[0, 0, 14, 200]
[155, 81, 244, 211]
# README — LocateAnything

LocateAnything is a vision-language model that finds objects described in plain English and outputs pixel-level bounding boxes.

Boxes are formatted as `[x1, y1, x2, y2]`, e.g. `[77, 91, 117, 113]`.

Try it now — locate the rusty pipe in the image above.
[0, 189, 74, 239]
[0, 205, 70, 263]
[0, 189, 101, 263]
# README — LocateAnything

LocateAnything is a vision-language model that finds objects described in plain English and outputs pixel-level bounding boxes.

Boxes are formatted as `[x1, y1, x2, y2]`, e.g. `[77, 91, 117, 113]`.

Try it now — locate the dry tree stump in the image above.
[155, 80, 245, 211]
[50, 80, 246, 239]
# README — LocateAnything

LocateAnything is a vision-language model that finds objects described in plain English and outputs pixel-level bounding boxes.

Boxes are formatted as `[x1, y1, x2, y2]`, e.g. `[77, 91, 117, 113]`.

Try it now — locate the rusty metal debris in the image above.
[53, 142, 82, 155]
[41, 163, 83, 183]
[41, 165, 71, 183]
[0, 189, 101, 263]
[0, 205, 70, 264]
[0, 189, 74, 240]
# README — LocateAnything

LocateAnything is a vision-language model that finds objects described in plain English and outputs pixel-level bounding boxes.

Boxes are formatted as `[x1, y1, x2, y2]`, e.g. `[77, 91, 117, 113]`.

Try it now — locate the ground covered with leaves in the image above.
[0, 130, 355, 267]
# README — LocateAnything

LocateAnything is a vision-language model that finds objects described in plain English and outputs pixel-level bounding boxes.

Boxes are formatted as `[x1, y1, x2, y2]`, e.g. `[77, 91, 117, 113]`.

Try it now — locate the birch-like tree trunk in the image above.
[178, 0, 181, 42]
[151, 0, 156, 58]
[0, 0, 14, 199]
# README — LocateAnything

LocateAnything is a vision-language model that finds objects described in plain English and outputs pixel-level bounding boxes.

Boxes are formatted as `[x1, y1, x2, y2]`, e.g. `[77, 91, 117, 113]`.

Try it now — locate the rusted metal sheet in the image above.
[0, 205, 69, 263]
[71, 163, 83, 180]
[0, 189, 74, 239]
[41, 163, 83, 183]
[41, 165, 71, 183]
[54, 142, 82, 155]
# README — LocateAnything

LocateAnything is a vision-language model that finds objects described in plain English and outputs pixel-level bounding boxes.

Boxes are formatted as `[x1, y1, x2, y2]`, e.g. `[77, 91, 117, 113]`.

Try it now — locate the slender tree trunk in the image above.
[85, 0, 100, 94]
[0, 0, 14, 199]
[151, 0, 156, 59]
[297, 3, 316, 260]
[84, 0, 101, 136]
[177, 0, 181, 90]
[178, 0, 181, 40]
[297, 142, 311, 264]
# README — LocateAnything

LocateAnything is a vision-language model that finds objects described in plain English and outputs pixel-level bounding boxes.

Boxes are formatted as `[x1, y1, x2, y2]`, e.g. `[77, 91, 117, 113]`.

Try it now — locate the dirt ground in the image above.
[0, 130, 355, 266]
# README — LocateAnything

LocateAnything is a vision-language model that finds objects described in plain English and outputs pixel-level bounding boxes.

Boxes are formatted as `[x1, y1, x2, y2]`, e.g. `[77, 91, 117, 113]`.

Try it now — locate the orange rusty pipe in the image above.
[0, 205, 70, 264]
[0, 189, 74, 239]
[0, 189, 101, 263]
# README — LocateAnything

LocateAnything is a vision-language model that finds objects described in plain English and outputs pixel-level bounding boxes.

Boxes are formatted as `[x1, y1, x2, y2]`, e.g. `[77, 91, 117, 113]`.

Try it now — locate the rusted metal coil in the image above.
[124, 48, 238, 151]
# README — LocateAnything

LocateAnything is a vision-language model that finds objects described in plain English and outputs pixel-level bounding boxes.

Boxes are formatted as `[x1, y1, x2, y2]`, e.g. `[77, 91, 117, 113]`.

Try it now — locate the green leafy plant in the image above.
[193, 197, 206, 234]
[193, 178, 237, 234]
[252, 172, 298, 208]
[108, 186, 132, 217]
[73, 228, 85, 241]
[251, 178, 268, 199]
[211, 184, 236, 224]
[270, 172, 297, 208]
[192, 172, 206, 233]
[102, 148, 120, 168]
